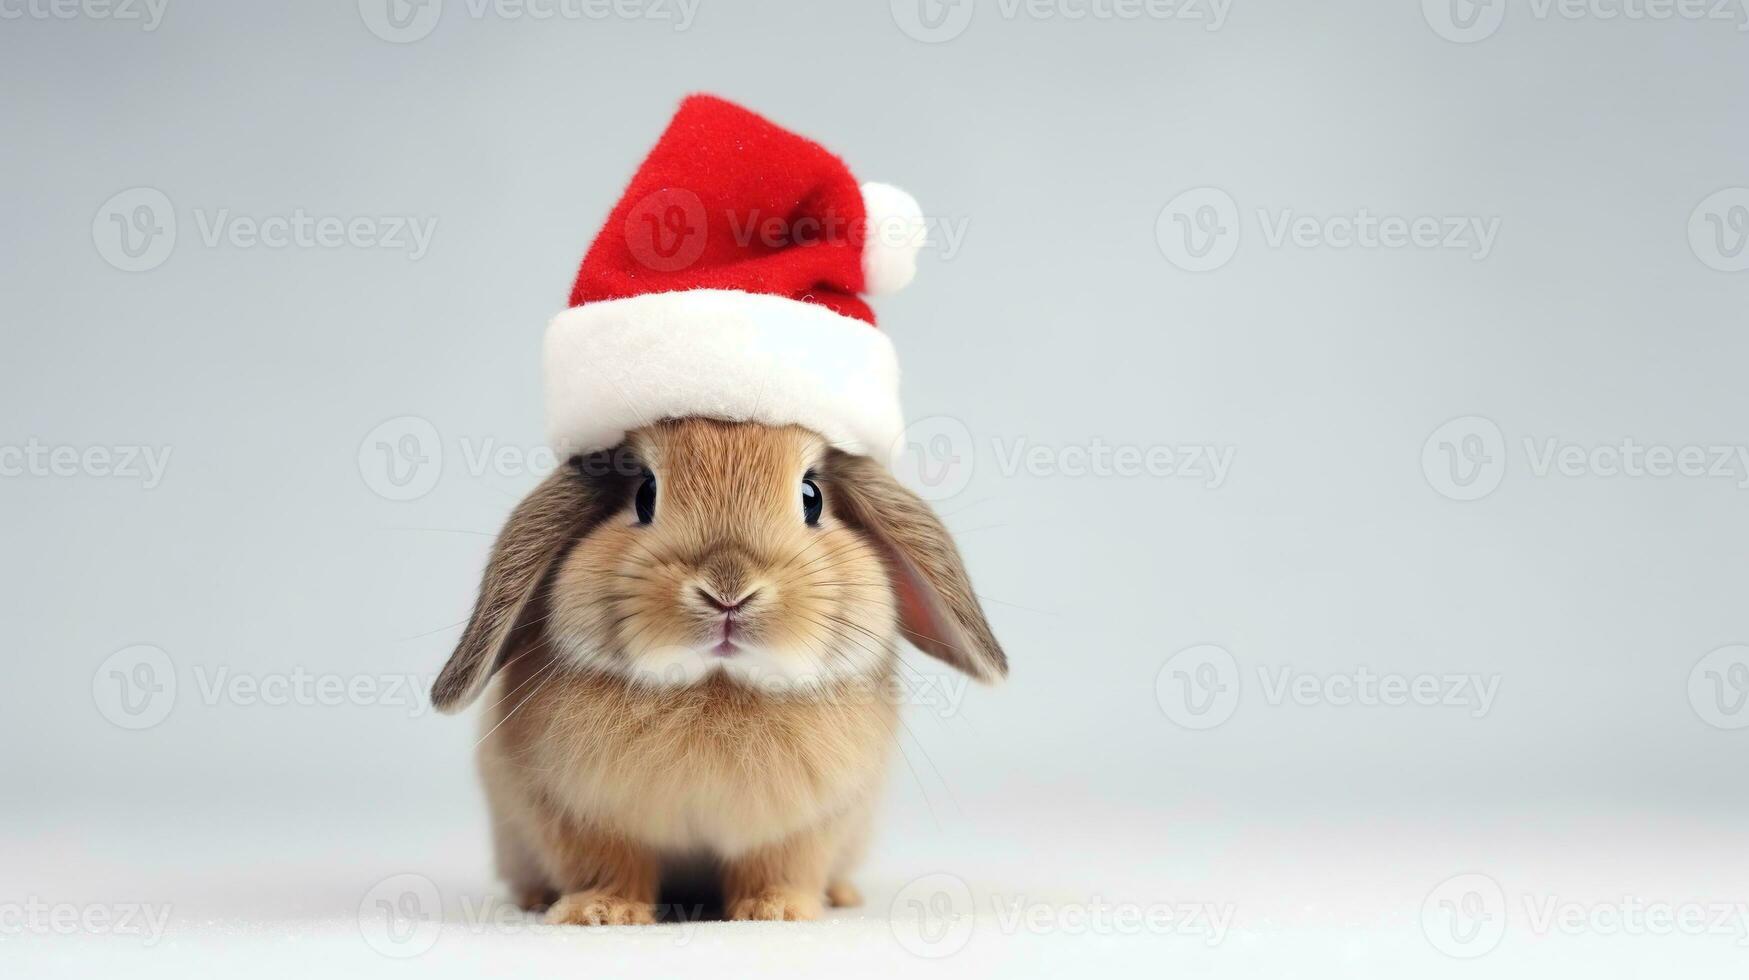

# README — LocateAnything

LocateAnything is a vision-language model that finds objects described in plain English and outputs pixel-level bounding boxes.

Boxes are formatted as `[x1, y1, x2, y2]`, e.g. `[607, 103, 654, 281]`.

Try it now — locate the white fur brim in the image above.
[544, 289, 903, 460]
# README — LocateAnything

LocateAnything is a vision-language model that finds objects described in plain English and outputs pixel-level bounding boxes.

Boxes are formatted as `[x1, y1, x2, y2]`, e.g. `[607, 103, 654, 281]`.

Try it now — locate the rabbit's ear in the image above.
[821, 449, 1008, 683]
[431, 456, 628, 713]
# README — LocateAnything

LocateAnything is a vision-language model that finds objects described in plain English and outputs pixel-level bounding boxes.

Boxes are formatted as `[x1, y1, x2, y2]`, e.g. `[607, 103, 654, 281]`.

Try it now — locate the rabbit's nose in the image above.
[695, 586, 761, 613]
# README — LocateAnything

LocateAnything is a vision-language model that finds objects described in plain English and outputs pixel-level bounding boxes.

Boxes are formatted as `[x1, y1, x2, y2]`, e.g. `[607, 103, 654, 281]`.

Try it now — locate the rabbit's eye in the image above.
[801, 478, 822, 526]
[635, 475, 657, 524]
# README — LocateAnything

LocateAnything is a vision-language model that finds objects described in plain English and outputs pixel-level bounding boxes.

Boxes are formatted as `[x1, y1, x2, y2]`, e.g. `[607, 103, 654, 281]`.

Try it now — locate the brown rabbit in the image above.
[430, 418, 1005, 924]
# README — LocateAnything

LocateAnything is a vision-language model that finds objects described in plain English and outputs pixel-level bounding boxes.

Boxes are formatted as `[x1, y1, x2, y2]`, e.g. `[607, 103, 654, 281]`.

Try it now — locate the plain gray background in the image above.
[4, 1, 1748, 975]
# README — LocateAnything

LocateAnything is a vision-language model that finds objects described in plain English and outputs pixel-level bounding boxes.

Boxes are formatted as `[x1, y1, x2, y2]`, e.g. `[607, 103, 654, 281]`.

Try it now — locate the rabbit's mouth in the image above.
[707, 609, 750, 657]
[683, 603, 736, 658]
[689, 581, 767, 656]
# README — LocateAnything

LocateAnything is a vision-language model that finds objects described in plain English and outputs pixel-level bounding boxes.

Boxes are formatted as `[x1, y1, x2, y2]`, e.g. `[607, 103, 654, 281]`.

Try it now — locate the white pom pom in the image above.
[859, 181, 926, 295]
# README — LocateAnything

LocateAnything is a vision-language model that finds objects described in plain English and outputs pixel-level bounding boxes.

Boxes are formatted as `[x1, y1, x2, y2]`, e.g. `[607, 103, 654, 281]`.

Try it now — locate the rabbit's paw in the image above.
[728, 889, 823, 922]
[825, 880, 863, 908]
[545, 891, 655, 926]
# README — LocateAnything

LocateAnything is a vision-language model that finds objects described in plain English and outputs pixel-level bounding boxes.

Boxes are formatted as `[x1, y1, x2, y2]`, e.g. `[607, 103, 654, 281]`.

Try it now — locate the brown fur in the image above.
[433, 419, 1003, 923]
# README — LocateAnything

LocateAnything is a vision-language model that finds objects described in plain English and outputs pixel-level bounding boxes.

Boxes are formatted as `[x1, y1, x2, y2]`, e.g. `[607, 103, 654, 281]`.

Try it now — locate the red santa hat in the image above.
[544, 95, 925, 460]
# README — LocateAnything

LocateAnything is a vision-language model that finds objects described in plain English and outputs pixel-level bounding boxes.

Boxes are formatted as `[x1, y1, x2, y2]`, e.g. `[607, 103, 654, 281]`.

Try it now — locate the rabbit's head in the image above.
[431, 418, 1005, 709]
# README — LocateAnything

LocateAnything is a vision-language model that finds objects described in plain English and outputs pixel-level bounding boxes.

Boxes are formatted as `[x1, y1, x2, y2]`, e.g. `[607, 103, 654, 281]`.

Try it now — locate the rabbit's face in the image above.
[546, 418, 898, 689]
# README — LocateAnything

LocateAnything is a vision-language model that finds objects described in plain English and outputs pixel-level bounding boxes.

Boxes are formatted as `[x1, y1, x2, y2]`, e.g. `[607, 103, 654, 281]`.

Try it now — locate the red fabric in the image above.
[570, 95, 877, 324]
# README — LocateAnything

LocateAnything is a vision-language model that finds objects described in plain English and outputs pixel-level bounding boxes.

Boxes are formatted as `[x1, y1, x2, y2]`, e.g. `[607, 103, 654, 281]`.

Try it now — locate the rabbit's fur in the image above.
[433, 418, 1004, 923]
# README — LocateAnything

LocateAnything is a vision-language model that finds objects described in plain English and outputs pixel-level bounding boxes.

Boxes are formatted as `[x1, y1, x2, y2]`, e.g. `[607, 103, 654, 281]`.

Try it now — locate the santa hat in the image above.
[544, 95, 926, 460]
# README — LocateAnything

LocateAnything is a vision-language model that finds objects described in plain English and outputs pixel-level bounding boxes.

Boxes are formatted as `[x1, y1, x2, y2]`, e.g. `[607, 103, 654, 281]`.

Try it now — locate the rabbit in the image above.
[429, 417, 1006, 924]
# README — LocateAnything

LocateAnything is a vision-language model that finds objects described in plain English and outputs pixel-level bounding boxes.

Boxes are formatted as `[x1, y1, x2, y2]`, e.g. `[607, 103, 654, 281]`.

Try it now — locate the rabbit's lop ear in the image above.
[822, 449, 1008, 683]
[431, 457, 626, 713]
